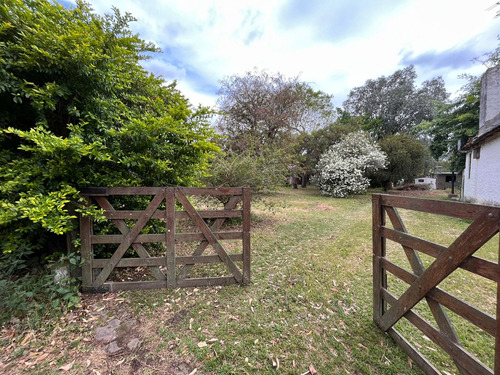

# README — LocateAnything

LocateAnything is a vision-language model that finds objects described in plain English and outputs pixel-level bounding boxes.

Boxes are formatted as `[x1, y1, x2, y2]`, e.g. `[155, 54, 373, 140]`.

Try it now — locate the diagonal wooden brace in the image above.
[175, 189, 243, 283]
[378, 210, 500, 332]
[92, 190, 166, 287]
[178, 195, 241, 280]
[94, 197, 166, 281]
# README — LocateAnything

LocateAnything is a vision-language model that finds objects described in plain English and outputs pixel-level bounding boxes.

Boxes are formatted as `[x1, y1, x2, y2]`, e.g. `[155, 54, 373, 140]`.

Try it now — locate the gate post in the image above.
[80, 196, 93, 290]
[372, 194, 386, 326]
[166, 188, 176, 289]
[242, 188, 251, 285]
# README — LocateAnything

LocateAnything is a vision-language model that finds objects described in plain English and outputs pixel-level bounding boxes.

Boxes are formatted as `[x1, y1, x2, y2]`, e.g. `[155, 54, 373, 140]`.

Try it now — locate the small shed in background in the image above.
[433, 172, 461, 190]
[414, 177, 436, 189]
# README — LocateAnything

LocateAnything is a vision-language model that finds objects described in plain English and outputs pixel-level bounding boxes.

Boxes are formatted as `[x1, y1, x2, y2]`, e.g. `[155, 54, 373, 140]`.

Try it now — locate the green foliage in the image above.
[203, 148, 288, 195]
[419, 76, 480, 172]
[0, 0, 219, 316]
[373, 133, 428, 186]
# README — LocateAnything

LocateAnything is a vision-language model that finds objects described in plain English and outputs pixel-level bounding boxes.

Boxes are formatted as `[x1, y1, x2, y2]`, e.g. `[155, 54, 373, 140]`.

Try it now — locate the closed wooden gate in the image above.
[80, 187, 250, 292]
[373, 194, 500, 375]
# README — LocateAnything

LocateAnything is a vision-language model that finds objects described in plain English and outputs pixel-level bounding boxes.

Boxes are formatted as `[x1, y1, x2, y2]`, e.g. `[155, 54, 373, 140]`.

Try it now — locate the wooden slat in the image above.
[177, 193, 242, 280]
[104, 209, 242, 220]
[175, 210, 242, 219]
[242, 188, 251, 285]
[383, 290, 494, 375]
[165, 188, 176, 289]
[91, 234, 165, 244]
[176, 254, 243, 265]
[176, 232, 242, 242]
[176, 189, 243, 283]
[180, 187, 243, 196]
[80, 197, 93, 288]
[105, 211, 166, 220]
[176, 276, 237, 288]
[106, 280, 168, 291]
[386, 206, 471, 375]
[107, 187, 163, 195]
[92, 190, 166, 287]
[373, 194, 386, 323]
[93, 257, 166, 268]
[381, 258, 496, 336]
[381, 227, 499, 282]
[387, 328, 441, 375]
[379, 194, 499, 221]
[378, 210, 500, 332]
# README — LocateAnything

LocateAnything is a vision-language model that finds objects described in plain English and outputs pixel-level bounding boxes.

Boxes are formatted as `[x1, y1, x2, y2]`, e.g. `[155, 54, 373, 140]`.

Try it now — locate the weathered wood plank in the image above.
[387, 328, 441, 375]
[105, 211, 166, 220]
[383, 289, 494, 375]
[176, 189, 243, 283]
[378, 210, 500, 332]
[379, 194, 499, 221]
[80, 197, 93, 288]
[165, 188, 176, 289]
[242, 188, 251, 285]
[92, 190, 166, 287]
[381, 226, 498, 282]
[372, 194, 386, 323]
[106, 280, 168, 291]
[176, 254, 243, 265]
[91, 234, 165, 244]
[180, 187, 243, 196]
[496, 234, 500, 375]
[107, 187, 163, 195]
[177, 276, 237, 288]
[176, 232, 243, 242]
[175, 210, 242, 219]
[93, 257, 166, 268]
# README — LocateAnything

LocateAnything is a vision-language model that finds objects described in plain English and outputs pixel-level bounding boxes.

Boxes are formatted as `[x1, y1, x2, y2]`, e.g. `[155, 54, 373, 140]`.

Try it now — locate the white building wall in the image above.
[463, 136, 500, 206]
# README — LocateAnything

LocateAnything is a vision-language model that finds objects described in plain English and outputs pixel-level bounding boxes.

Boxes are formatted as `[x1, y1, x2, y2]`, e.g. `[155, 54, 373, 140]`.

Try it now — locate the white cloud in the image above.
[62, 0, 500, 107]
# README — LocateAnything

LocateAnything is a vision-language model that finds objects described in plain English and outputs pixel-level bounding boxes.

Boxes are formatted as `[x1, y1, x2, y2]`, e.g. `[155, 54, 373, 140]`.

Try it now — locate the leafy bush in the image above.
[314, 131, 387, 197]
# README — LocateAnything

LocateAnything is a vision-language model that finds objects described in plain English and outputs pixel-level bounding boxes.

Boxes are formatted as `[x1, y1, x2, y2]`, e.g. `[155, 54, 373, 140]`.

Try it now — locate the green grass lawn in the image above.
[1, 186, 496, 374]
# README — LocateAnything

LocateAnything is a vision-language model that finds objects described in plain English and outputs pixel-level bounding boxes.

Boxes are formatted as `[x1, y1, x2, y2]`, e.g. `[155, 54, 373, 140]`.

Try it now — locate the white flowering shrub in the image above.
[315, 131, 387, 197]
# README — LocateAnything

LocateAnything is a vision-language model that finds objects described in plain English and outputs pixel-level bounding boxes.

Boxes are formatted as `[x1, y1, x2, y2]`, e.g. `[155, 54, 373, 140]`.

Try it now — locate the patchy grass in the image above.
[0, 187, 496, 374]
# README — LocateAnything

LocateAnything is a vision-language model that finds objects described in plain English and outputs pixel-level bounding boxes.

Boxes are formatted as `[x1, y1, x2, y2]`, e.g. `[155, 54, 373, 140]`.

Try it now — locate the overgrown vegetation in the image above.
[0, 0, 218, 320]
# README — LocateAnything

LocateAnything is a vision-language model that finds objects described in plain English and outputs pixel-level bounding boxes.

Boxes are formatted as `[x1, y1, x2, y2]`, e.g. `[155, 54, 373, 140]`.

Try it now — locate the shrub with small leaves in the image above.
[314, 131, 387, 197]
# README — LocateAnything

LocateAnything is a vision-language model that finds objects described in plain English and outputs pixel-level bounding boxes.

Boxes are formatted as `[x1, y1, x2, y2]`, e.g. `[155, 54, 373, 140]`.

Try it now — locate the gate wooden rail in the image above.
[80, 187, 250, 292]
[372, 194, 500, 375]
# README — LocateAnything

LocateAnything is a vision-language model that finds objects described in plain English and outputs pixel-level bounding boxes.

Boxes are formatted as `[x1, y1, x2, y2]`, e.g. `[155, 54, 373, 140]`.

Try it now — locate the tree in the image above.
[216, 69, 334, 151]
[343, 66, 448, 138]
[214, 68, 334, 190]
[315, 131, 387, 197]
[421, 75, 481, 173]
[0, 0, 218, 271]
[372, 134, 428, 188]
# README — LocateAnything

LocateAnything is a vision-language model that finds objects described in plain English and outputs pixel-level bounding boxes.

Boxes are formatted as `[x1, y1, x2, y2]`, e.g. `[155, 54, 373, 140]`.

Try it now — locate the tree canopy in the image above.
[343, 66, 448, 138]
[0, 0, 218, 263]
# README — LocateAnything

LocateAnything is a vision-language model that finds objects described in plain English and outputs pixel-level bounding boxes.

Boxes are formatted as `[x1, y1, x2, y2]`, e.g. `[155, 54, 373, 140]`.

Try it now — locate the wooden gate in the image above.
[373, 194, 500, 375]
[80, 187, 250, 292]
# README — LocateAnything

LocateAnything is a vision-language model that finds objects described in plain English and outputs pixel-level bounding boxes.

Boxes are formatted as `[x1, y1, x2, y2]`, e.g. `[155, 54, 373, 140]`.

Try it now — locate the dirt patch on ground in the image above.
[0, 293, 201, 375]
[315, 203, 335, 211]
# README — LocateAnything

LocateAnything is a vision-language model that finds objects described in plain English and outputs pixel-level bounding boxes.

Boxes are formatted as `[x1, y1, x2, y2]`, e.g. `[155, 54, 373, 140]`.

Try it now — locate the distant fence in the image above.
[372, 194, 499, 375]
[80, 187, 250, 292]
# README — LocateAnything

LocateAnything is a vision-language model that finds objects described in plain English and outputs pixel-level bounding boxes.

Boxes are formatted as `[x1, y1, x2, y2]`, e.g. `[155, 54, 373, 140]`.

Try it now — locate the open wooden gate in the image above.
[80, 187, 250, 292]
[373, 194, 500, 375]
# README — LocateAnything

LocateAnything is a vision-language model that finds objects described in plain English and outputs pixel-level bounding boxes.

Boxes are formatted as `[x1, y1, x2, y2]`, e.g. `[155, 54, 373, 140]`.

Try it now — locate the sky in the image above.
[60, 0, 500, 109]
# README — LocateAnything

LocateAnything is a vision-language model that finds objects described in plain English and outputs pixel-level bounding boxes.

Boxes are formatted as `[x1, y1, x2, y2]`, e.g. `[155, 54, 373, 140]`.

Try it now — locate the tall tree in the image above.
[216, 68, 334, 152]
[343, 66, 448, 138]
